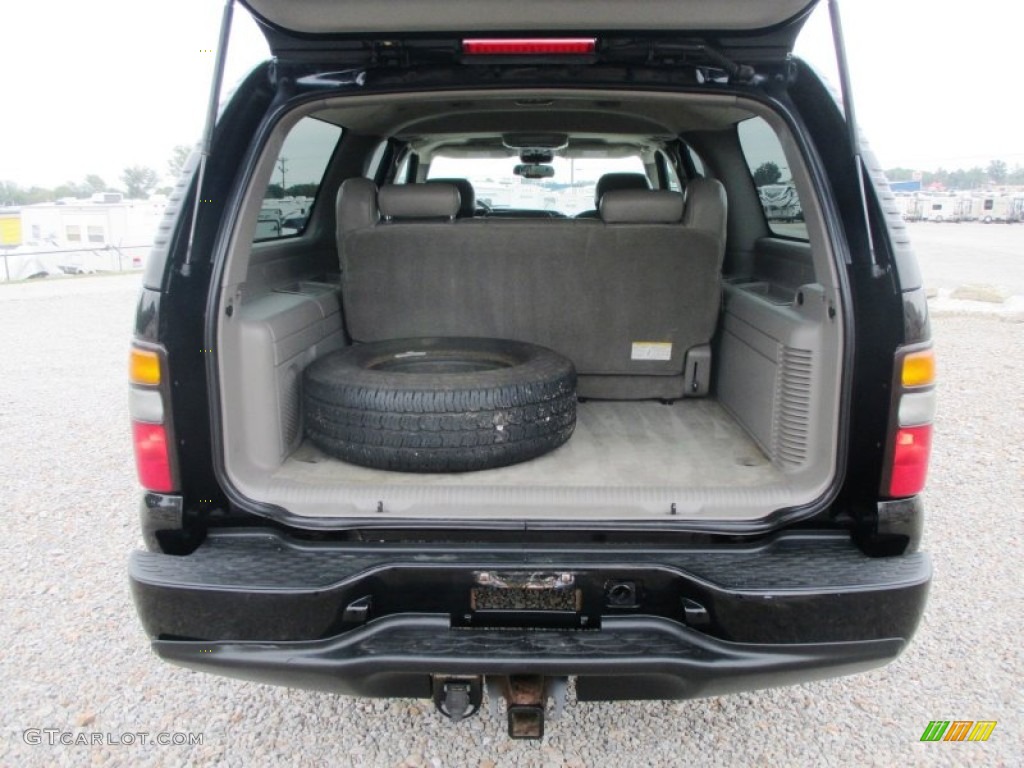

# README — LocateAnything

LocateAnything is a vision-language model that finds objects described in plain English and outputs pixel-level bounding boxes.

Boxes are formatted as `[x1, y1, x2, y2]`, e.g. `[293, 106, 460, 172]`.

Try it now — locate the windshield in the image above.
[426, 155, 647, 216]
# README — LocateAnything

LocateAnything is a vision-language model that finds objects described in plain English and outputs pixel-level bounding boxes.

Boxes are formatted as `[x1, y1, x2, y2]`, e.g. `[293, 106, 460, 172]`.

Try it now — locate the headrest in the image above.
[337, 176, 379, 232]
[378, 183, 460, 220]
[682, 178, 728, 235]
[600, 190, 684, 224]
[426, 178, 476, 217]
[594, 172, 650, 206]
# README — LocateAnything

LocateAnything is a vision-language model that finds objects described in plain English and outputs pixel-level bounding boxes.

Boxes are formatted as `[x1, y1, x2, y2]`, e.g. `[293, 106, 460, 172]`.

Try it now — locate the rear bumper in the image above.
[153, 615, 905, 701]
[131, 530, 931, 701]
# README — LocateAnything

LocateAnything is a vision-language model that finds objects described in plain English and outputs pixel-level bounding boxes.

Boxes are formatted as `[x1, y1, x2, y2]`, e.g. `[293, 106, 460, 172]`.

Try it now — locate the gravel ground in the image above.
[0, 273, 1021, 767]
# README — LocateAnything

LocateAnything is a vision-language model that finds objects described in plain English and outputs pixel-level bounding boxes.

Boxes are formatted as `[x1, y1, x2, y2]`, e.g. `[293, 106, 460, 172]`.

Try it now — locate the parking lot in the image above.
[910, 222, 1024, 295]
[0, 225, 1021, 766]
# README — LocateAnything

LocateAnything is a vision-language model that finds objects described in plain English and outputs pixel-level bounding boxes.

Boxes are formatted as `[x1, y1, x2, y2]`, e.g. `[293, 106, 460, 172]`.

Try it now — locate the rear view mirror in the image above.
[514, 164, 555, 179]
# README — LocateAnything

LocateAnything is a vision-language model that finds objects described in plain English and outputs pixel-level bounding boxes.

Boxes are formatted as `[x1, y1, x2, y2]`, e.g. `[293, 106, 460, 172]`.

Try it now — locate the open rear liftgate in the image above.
[183, 0, 889, 740]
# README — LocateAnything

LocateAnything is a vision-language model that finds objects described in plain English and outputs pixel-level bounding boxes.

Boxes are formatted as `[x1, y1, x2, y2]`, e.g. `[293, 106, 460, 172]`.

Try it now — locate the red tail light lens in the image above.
[132, 421, 174, 492]
[888, 425, 933, 498]
[130, 342, 176, 492]
[883, 343, 936, 498]
[463, 38, 596, 55]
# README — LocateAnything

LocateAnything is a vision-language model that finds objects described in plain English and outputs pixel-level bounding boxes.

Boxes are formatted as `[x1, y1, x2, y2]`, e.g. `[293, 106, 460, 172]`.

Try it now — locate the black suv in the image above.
[128, 0, 933, 739]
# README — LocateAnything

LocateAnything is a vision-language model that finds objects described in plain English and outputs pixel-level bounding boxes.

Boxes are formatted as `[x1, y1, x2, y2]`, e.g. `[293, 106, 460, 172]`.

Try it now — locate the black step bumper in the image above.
[130, 530, 931, 701]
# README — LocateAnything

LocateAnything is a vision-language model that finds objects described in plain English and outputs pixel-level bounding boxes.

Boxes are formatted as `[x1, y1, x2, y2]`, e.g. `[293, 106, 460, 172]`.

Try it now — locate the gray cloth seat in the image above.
[336, 177, 727, 399]
[575, 171, 651, 219]
[426, 177, 476, 217]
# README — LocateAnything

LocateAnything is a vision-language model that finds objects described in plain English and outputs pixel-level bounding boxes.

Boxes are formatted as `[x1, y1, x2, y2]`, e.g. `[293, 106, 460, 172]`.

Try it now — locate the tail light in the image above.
[132, 422, 173, 492]
[882, 346, 936, 498]
[129, 344, 178, 492]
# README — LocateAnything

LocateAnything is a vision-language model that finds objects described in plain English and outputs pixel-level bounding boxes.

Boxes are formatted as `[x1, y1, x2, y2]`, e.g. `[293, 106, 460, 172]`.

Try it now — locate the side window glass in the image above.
[393, 152, 411, 184]
[256, 117, 342, 242]
[737, 117, 808, 239]
[364, 140, 389, 182]
[659, 151, 682, 192]
[686, 146, 706, 177]
[391, 150, 420, 185]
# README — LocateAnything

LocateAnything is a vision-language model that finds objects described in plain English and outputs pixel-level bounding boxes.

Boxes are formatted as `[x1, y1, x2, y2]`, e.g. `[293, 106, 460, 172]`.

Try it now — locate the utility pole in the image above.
[277, 157, 289, 194]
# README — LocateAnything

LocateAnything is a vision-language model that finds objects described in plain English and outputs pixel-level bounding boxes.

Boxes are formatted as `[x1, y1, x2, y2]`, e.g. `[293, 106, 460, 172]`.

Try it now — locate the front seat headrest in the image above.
[378, 183, 461, 220]
[594, 172, 651, 206]
[427, 178, 476, 218]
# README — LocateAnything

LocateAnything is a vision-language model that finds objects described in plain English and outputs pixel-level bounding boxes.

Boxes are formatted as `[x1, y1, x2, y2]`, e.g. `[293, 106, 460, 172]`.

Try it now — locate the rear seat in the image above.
[336, 177, 727, 399]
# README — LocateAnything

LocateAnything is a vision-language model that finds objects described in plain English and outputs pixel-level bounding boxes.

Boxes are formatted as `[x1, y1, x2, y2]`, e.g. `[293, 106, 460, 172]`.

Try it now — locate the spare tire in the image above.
[303, 338, 577, 472]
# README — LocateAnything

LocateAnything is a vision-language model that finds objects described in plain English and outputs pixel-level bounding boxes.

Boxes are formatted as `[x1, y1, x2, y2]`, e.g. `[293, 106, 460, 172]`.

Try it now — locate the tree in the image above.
[0, 180, 24, 205]
[0, 182, 58, 205]
[752, 161, 782, 187]
[168, 144, 192, 178]
[84, 175, 107, 193]
[121, 166, 159, 199]
[987, 159, 1007, 184]
[947, 167, 986, 190]
[923, 168, 950, 189]
[53, 181, 88, 199]
[286, 183, 319, 199]
[883, 167, 917, 182]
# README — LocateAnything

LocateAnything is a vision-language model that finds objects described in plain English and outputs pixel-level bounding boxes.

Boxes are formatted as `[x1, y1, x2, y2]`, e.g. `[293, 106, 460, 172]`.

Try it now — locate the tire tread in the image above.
[302, 338, 577, 472]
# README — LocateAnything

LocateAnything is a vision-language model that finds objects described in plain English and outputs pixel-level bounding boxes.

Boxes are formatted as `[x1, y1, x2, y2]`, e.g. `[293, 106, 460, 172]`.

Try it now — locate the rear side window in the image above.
[737, 117, 807, 240]
[685, 146, 706, 177]
[255, 117, 343, 241]
[657, 151, 682, 192]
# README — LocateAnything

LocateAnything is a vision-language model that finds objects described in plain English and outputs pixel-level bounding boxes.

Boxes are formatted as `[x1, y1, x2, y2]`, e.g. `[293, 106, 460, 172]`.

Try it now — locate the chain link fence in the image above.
[0, 244, 151, 282]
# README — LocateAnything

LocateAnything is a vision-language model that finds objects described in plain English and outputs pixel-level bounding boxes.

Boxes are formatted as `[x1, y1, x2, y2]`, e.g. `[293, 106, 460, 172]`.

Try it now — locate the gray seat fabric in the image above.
[600, 189, 684, 224]
[426, 177, 476, 217]
[682, 177, 729, 235]
[336, 176, 379, 232]
[336, 178, 727, 399]
[378, 183, 460, 220]
[575, 172, 652, 219]
[595, 172, 653, 202]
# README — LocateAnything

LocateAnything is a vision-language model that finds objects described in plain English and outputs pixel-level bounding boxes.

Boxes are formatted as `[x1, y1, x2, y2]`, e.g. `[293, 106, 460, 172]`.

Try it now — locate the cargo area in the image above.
[213, 89, 845, 523]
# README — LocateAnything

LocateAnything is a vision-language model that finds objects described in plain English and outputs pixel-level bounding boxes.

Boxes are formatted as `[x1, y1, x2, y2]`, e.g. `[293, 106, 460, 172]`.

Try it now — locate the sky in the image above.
[0, 0, 1021, 189]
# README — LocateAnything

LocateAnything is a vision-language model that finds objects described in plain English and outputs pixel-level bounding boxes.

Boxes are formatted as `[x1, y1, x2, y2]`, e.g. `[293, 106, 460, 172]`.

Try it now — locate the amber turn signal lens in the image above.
[901, 348, 935, 388]
[130, 347, 161, 386]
